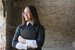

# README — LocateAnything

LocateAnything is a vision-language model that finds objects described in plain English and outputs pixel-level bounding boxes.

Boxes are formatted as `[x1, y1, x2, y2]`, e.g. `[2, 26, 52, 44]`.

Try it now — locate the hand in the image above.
[28, 46, 37, 49]
[18, 36, 26, 44]
[28, 46, 32, 48]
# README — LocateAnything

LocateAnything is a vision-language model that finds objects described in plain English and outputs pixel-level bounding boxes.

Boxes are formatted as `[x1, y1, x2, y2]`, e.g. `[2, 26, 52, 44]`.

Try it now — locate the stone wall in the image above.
[26, 0, 75, 48]
[0, 0, 6, 50]
[0, 17, 6, 50]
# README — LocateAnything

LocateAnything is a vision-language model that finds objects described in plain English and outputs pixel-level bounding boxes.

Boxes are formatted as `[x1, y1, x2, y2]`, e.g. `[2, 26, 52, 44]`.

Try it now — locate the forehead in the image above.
[24, 7, 30, 13]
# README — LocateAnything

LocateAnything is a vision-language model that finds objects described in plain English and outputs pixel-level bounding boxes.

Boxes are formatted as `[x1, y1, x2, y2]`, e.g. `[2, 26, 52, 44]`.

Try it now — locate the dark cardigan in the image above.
[12, 24, 45, 50]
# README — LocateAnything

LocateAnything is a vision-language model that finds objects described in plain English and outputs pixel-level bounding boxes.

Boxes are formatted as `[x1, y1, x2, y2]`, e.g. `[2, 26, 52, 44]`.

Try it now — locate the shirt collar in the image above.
[26, 20, 34, 26]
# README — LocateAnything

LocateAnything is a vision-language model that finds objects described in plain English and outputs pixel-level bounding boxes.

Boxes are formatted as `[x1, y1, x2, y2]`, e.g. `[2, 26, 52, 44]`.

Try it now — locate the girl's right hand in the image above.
[18, 36, 26, 44]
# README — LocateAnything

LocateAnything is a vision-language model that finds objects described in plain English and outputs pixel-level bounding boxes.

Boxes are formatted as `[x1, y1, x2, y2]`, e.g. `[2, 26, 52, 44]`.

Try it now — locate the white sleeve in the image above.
[16, 42, 27, 49]
[26, 39, 38, 48]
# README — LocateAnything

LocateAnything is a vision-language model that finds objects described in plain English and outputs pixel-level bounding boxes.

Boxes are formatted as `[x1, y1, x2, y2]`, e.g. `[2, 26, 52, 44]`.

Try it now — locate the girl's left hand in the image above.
[28, 46, 32, 48]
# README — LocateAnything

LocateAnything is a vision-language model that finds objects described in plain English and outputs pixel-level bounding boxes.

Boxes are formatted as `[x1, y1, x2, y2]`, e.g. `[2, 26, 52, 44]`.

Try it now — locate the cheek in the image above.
[23, 14, 27, 19]
[25, 16, 28, 19]
[28, 13, 30, 16]
[28, 14, 31, 18]
[23, 14, 28, 18]
[24, 16, 28, 21]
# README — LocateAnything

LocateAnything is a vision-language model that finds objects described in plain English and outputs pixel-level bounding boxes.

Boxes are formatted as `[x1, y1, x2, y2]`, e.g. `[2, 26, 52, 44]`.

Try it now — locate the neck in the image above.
[27, 20, 33, 22]
[26, 20, 34, 26]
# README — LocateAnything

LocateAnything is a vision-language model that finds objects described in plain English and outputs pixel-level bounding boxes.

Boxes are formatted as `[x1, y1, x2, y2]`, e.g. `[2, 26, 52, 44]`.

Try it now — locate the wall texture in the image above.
[27, 0, 75, 48]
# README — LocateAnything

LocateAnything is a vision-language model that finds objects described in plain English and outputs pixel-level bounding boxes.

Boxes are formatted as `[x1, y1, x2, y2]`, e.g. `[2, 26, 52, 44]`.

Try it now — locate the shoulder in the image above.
[16, 25, 21, 29]
[16, 24, 26, 30]
[39, 25, 44, 29]
[38, 24, 45, 31]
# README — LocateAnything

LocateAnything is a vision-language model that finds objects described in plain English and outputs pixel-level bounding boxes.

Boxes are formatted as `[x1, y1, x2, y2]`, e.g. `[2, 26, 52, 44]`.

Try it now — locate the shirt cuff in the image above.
[26, 39, 38, 48]
[16, 42, 27, 49]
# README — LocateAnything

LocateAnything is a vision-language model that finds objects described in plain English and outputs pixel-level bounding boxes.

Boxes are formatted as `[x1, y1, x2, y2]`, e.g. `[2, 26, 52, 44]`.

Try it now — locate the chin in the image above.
[25, 19, 28, 21]
[25, 19, 29, 21]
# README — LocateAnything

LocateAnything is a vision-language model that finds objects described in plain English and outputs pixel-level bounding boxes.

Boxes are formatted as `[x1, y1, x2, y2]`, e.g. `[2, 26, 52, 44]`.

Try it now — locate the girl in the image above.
[12, 5, 45, 50]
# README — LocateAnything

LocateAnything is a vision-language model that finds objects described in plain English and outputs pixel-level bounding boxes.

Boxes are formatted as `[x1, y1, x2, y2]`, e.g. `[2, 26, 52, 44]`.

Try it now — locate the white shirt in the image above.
[16, 40, 38, 50]
[26, 20, 34, 26]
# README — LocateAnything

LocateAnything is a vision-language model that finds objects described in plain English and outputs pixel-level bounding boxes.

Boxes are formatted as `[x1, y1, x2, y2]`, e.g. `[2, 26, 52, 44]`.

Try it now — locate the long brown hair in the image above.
[22, 5, 40, 26]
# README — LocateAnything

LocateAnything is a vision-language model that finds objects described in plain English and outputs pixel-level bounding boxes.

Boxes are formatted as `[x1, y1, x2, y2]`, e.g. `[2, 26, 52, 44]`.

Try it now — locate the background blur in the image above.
[1, 0, 75, 50]
[0, 0, 6, 50]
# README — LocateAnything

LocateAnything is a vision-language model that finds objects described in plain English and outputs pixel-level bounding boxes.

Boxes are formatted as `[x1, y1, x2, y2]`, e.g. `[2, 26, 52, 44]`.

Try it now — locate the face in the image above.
[23, 7, 33, 21]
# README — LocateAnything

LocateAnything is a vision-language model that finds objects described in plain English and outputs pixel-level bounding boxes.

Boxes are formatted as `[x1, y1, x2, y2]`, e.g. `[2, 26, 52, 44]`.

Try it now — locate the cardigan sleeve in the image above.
[36, 25, 45, 48]
[12, 26, 20, 48]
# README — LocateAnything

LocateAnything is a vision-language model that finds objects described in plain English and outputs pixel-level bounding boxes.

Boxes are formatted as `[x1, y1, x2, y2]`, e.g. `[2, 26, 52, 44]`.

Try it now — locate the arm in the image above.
[36, 26, 45, 48]
[12, 26, 27, 49]
[12, 26, 20, 48]
[12, 26, 36, 49]
[18, 36, 38, 48]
